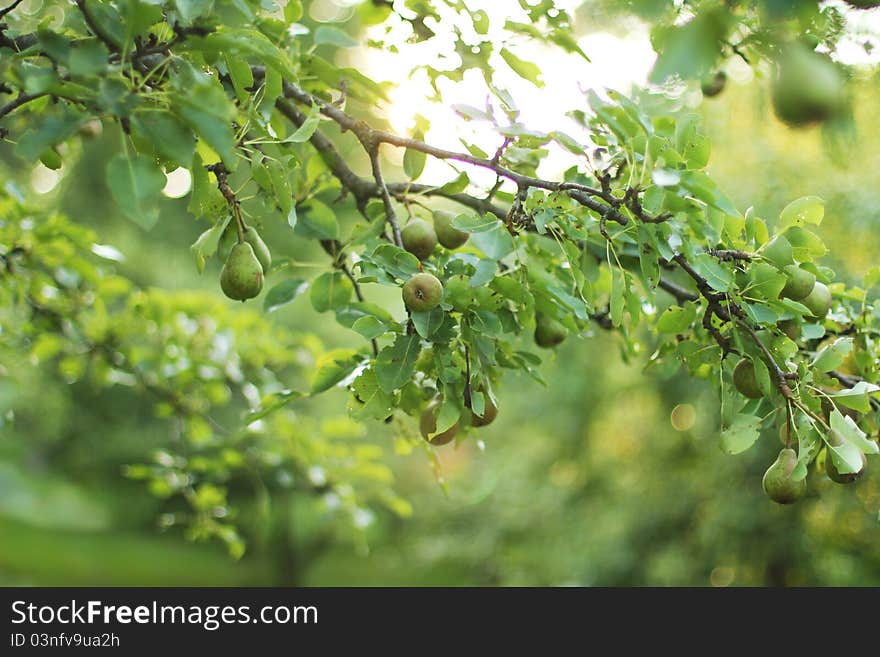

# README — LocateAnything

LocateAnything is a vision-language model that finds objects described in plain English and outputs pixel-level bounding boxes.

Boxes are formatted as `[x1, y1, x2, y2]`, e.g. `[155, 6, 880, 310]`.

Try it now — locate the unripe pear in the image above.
[762, 448, 806, 504]
[433, 210, 469, 249]
[780, 265, 816, 301]
[701, 71, 727, 97]
[401, 219, 438, 260]
[220, 242, 264, 301]
[801, 281, 832, 319]
[40, 149, 62, 170]
[772, 44, 845, 127]
[825, 432, 867, 484]
[733, 359, 763, 399]
[420, 401, 459, 446]
[78, 119, 103, 139]
[762, 235, 793, 267]
[778, 319, 800, 341]
[243, 225, 272, 273]
[402, 273, 443, 312]
[470, 389, 498, 428]
[534, 314, 567, 348]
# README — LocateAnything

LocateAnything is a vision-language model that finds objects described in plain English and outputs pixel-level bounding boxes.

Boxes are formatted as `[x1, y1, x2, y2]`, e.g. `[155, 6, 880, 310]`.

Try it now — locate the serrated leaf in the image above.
[720, 413, 761, 454]
[657, 304, 696, 333]
[374, 333, 421, 393]
[692, 253, 733, 292]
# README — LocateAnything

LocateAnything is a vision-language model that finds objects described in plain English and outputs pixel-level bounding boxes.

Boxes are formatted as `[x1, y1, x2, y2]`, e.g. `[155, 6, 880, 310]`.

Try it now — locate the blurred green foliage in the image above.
[2, 0, 880, 586]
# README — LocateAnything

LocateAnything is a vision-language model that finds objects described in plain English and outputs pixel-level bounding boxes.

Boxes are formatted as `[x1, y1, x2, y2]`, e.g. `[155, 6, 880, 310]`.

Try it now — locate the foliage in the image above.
[2, 0, 880, 562]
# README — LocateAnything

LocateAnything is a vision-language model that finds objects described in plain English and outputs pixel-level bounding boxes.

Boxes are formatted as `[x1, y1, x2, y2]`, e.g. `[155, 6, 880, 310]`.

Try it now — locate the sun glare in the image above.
[349, 0, 655, 186]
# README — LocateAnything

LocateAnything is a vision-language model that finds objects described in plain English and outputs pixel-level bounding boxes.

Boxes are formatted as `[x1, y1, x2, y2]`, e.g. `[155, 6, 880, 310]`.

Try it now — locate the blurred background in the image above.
[2, 0, 880, 586]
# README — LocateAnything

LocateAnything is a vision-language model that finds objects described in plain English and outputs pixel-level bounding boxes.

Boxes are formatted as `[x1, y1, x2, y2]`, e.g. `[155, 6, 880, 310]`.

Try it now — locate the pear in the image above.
[780, 266, 816, 301]
[402, 273, 443, 312]
[801, 282, 832, 319]
[40, 149, 63, 170]
[433, 210, 469, 249]
[420, 401, 459, 446]
[778, 319, 800, 341]
[825, 433, 867, 484]
[701, 71, 727, 98]
[470, 387, 498, 428]
[772, 43, 845, 127]
[401, 219, 438, 260]
[534, 314, 567, 348]
[220, 242, 264, 301]
[762, 448, 806, 504]
[733, 359, 763, 399]
[243, 225, 272, 273]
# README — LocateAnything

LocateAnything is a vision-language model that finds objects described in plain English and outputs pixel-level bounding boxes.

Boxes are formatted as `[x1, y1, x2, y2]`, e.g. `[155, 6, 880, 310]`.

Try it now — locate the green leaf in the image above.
[692, 253, 733, 292]
[314, 25, 359, 48]
[438, 172, 470, 195]
[830, 409, 879, 455]
[500, 47, 544, 87]
[105, 152, 166, 230]
[190, 215, 231, 273]
[350, 369, 394, 420]
[452, 213, 497, 234]
[191, 27, 297, 79]
[657, 304, 696, 333]
[170, 63, 236, 166]
[780, 196, 824, 229]
[174, 0, 214, 25]
[131, 110, 196, 168]
[351, 315, 388, 340]
[375, 333, 421, 393]
[283, 103, 321, 143]
[69, 39, 110, 77]
[311, 349, 361, 394]
[720, 413, 761, 455]
[310, 272, 354, 313]
[471, 225, 515, 260]
[368, 243, 421, 279]
[295, 200, 339, 240]
[404, 146, 427, 180]
[811, 337, 853, 373]
[829, 381, 880, 414]
[264, 278, 308, 313]
[411, 308, 444, 338]
[790, 421, 821, 481]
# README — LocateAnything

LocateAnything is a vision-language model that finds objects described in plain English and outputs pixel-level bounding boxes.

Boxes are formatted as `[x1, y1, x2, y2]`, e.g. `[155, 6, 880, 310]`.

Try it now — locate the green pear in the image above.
[470, 388, 498, 428]
[433, 210, 469, 249]
[401, 219, 438, 260]
[801, 281, 832, 319]
[763, 448, 807, 504]
[534, 314, 567, 348]
[733, 359, 763, 399]
[825, 432, 867, 484]
[772, 43, 845, 127]
[700, 71, 727, 98]
[220, 242, 264, 301]
[780, 265, 816, 301]
[40, 149, 62, 170]
[402, 273, 443, 312]
[78, 119, 103, 139]
[420, 401, 459, 446]
[243, 225, 272, 273]
[778, 319, 800, 341]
